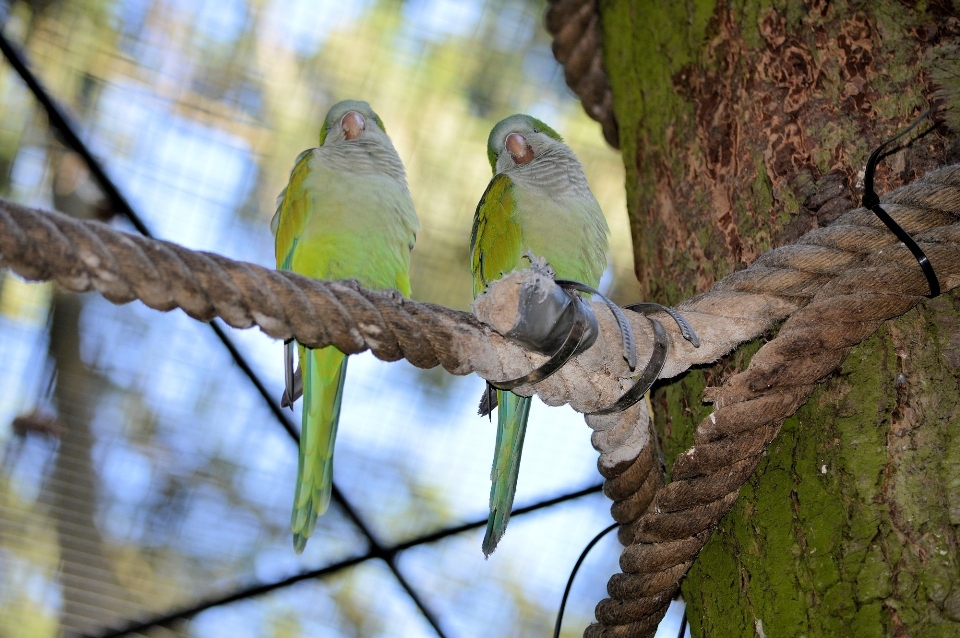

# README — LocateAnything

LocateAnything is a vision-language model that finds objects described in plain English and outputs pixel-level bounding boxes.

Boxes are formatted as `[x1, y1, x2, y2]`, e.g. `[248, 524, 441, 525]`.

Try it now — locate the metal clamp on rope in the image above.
[588, 303, 700, 416]
[555, 280, 638, 371]
[480, 278, 600, 416]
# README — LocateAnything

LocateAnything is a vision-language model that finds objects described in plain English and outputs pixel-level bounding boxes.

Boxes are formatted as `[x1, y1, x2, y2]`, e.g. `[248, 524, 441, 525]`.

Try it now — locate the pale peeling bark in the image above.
[601, 0, 960, 635]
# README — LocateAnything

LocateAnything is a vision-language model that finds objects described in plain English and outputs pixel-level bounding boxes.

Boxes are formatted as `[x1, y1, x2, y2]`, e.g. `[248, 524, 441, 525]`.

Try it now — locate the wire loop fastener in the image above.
[589, 303, 700, 416]
[556, 279, 638, 370]
[862, 108, 941, 298]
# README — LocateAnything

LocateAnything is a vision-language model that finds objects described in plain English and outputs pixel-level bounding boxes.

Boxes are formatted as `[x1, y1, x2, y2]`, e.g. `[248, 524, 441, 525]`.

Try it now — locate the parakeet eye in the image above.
[504, 133, 535, 164]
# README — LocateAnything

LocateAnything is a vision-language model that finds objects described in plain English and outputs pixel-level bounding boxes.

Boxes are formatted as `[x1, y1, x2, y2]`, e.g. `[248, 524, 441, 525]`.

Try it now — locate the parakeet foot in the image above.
[281, 340, 303, 409]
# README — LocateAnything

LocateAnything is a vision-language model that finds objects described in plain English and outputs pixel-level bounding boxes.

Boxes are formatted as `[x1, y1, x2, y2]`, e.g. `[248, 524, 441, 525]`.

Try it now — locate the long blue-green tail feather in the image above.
[482, 390, 531, 557]
[292, 346, 347, 554]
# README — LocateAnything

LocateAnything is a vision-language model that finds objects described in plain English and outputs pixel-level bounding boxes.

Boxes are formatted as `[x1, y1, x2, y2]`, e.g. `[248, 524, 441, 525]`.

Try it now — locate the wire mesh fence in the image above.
[0, 0, 688, 636]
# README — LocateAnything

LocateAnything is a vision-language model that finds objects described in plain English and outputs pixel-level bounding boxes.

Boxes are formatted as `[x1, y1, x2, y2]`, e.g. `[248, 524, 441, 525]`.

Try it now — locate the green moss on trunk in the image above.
[599, 0, 960, 635]
[684, 297, 960, 637]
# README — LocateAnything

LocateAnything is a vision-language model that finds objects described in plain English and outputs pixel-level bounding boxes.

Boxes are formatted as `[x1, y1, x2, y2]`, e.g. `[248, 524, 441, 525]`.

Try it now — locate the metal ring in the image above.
[585, 302, 698, 415]
[588, 316, 669, 415]
[555, 279, 637, 370]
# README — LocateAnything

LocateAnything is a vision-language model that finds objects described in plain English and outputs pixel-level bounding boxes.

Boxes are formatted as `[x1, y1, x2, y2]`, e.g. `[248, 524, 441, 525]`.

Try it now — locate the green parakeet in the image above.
[272, 100, 420, 553]
[470, 114, 610, 556]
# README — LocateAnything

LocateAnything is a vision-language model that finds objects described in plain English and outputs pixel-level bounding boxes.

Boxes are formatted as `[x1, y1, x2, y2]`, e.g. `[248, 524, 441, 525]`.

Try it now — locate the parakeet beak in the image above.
[340, 111, 365, 140]
[505, 133, 535, 164]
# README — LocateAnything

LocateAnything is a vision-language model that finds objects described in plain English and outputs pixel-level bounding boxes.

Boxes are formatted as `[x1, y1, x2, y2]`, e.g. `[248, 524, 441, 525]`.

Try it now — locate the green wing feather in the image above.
[471, 173, 521, 297]
[273, 150, 314, 270]
[274, 145, 417, 553]
[471, 172, 533, 556]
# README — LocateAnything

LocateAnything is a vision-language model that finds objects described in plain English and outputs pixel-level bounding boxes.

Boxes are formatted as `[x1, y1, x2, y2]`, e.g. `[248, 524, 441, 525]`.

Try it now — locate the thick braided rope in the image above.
[545, 0, 618, 148]
[583, 167, 960, 550]
[0, 198, 706, 417]
[0, 199, 485, 372]
[2, 167, 960, 635]
[584, 167, 960, 637]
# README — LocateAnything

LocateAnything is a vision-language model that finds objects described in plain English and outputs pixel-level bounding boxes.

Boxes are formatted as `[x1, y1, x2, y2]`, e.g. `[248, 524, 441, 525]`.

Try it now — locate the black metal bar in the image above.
[81, 483, 605, 638]
[0, 28, 150, 236]
[81, 553, 372, 638]
[0, 28, 301, 441]
[391, 482, 604, 552]
[330, 484, 448, 636]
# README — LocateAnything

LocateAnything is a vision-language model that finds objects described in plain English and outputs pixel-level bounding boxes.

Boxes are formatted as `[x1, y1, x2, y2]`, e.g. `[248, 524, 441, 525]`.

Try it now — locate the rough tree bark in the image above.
[599, 1, 960, 636]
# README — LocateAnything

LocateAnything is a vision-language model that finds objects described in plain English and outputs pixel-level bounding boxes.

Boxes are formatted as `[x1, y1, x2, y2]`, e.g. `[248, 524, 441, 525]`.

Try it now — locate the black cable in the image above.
[861, 107, 941, 298]
[678, 608, 688, 638]
[552, 522, 618, 638]
[82, 483, 604, 638]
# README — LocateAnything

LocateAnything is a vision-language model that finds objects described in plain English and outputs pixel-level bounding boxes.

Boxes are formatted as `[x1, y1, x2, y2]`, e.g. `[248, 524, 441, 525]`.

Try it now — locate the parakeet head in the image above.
[486, 114, 565, 174]
[318, 100, 391, 148]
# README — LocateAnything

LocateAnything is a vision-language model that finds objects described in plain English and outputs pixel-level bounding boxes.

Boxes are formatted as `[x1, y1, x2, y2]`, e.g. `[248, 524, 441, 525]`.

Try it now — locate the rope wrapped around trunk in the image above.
[585, 170, 960, 636]
[545, 0, 618, 148]
[2, 165, 960, 637]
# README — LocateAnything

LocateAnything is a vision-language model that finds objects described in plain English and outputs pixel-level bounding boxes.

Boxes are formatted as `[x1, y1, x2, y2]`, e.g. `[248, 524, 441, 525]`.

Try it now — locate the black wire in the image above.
[678, 607, 688, 638]
[82, 483, 604, 638]
[552, 522, 618, 638]
[861, 107, 941, 298]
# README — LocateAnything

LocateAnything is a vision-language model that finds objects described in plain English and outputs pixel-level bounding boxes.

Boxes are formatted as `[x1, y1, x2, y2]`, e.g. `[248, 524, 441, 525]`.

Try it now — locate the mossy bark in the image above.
[600, 0, 960, 635]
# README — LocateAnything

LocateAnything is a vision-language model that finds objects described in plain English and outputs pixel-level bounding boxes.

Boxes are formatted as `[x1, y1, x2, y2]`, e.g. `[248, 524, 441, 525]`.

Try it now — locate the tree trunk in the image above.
[600, 1, 960, 635]
[47, 293, 136, 635]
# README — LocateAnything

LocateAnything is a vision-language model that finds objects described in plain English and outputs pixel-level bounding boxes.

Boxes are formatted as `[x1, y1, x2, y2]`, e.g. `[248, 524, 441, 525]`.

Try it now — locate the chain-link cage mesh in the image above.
[0, 1, 688, 636]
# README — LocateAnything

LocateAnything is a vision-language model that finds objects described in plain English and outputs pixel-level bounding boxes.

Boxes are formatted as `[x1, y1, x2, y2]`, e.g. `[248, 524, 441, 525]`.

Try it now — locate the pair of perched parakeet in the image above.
[272, 100, 609, 555]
